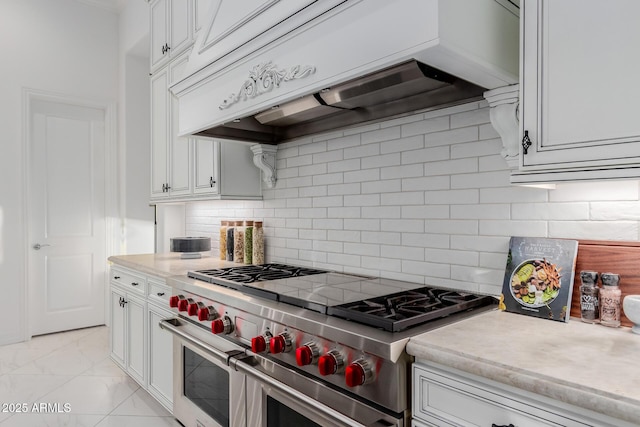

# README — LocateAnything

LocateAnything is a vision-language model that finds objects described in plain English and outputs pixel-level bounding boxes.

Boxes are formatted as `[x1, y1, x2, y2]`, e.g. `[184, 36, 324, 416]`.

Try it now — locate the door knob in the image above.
[33, 243, 51, 250]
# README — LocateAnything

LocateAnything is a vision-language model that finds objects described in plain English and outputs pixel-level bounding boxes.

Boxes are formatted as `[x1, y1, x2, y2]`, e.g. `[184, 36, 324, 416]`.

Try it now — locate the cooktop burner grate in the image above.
[188, 263, 328, 284]
[327, 287, 495, 332]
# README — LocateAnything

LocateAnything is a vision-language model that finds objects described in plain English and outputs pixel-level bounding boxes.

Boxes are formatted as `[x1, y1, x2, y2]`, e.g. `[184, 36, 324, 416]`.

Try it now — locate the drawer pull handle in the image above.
[157, 292, 165, 296]
[114, 276, 121, 280]
[492, 424, 515, 427]
[131, 282, 139, 286]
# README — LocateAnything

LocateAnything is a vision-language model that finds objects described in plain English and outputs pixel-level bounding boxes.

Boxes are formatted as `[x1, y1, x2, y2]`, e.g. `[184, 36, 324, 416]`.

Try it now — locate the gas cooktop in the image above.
[187, 263, 495, 332]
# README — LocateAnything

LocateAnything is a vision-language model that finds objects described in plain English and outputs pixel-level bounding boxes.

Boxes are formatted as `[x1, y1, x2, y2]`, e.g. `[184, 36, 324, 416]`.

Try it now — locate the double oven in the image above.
[161, 263, 495, 427]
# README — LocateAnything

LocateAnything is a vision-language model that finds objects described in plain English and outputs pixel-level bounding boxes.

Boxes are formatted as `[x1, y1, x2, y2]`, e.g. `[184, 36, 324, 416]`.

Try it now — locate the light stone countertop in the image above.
[406, 309, 640, 425]
[108, 252, 236, 278]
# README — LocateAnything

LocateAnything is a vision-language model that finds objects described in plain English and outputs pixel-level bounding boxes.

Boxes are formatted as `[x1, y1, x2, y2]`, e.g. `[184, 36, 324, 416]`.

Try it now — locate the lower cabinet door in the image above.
[126, 294, 146, 386]
[147, 303, 174, 412]
[110, 287, 126, 368]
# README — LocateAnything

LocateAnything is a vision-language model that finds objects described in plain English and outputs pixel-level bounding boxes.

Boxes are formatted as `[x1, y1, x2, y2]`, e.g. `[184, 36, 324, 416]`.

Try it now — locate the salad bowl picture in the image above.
[510, 258, 562, 308]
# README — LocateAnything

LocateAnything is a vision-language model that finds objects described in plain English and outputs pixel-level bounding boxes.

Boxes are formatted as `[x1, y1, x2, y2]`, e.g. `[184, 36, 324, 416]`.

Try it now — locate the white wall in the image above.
[119, 0, 154, 255]
[0, 0, 119, 344]
[185, 101, 640, 296]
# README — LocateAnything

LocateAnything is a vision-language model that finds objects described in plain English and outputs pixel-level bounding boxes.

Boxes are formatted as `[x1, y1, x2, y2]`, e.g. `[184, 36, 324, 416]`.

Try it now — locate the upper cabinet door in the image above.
[169, 0, 192, 60]
[520, 0, 640, 172]
[150, 0, 168, 70]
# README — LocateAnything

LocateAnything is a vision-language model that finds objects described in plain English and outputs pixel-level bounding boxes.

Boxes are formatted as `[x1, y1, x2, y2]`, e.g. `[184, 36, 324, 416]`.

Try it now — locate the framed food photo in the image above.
[500, 237, 579, 322]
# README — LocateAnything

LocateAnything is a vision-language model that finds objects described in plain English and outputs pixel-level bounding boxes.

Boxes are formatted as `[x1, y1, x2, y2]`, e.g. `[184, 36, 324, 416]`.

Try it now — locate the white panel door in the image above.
[29, 100, 106, 336]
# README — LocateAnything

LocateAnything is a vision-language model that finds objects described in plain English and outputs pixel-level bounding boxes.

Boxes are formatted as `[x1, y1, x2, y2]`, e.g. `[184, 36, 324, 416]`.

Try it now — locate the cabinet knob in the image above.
[209, 177, 216, 187]
[522, 130, 532, 155]
[157, 292, 165, 297]
[113, 276, 120, 280]
[131, 282, 139, 286]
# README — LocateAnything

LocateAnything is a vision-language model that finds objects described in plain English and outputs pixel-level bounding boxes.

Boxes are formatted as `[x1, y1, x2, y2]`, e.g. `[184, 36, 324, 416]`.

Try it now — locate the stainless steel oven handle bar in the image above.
[159, 318, 239, 365]
[159, 318, 377, 427]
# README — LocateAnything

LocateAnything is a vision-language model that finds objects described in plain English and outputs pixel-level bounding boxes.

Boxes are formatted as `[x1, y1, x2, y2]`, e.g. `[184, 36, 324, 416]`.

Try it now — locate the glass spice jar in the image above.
[226, 221, 235, 261]
[233, 221, 245, 263]
[219, 220, 228, 261]
[253, 221, 264, 265]
[579, 271, 599, 323]
[600, 273, 622, 328]
[244, 220, 253, 264]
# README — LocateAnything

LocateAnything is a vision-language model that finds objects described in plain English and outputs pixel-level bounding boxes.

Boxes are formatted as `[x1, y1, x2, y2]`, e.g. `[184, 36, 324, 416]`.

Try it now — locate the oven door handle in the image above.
[234, 356, 374, 427]
[159, 318, 239, 365]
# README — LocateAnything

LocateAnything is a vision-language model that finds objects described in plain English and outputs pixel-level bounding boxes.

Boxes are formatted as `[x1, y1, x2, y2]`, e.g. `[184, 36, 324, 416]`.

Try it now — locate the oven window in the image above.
[267, 396, 322, 427]
[184, 347, 230, 427]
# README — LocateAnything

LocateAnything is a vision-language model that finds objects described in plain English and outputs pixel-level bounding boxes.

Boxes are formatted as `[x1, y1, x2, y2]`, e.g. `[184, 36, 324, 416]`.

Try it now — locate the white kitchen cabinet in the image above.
[150, 52, 191, 201]
[514, 0, 640, 183]
[150, 0, 193, 73]
[110, 266, 174, 413]
[147, 278, 173, 412]
[192, 137, 219, 195]
[110, 266, 147, 387]
[413, 362, 635, 427]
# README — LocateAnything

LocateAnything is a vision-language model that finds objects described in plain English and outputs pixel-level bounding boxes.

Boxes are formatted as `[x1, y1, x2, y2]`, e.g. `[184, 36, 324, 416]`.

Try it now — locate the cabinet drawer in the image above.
[111, 267, 146, 295]
[413, 364, 590, 427]
[148, 279, 171, 306]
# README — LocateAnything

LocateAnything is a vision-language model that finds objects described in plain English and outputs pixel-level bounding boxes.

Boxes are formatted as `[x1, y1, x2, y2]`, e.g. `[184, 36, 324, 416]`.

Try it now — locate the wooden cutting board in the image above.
[570, 240, 640, 327]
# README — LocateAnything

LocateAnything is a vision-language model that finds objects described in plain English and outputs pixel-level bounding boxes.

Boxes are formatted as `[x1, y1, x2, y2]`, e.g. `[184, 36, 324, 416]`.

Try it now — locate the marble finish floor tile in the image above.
[0, 326, 175, 427]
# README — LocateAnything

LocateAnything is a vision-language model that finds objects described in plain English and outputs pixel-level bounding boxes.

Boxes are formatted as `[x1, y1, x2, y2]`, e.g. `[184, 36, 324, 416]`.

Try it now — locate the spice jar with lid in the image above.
[579, 271, 599, 323]
[226, 221, 235, 261]
[233, 221, 245, 263]
[600, 273, 622, 327]
[253, 221, 264, 265]
[244, 221, 253, 264]
[219, 221, 228, 261]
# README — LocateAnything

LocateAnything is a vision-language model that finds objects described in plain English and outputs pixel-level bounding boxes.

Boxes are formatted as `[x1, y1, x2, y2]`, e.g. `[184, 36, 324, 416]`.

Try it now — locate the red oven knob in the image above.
[345, 359, 374, 387]
[197, 305, 217, 321]
[187, 302, 200, 316]
[269, 332, 292, 354]
[178, 298, 193, 312]
[295, 342, 319, 366]
[318, 350, 344, 376]
[251, 332, 273, 353]
[211, 316, 233, 335]
[169, 295, 184, 308]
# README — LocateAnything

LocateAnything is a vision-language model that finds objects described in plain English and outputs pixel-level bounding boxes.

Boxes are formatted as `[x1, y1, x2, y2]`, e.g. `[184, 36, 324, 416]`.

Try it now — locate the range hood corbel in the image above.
[251, 144, 278, 188]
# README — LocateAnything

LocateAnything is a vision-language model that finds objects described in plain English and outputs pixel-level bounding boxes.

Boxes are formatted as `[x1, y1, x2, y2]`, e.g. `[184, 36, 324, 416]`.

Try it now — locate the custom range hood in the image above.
[172, 0, 520, 145]
[195, 60, 486, 144]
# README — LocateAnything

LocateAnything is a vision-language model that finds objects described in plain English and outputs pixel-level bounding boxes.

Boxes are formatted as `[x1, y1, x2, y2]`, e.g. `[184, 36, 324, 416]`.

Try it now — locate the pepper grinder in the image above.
[579, 271, 599, 323]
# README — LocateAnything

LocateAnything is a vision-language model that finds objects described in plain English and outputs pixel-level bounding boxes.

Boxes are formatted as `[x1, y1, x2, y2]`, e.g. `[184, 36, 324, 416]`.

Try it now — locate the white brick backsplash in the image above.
[549, 221, 639, 241]
[479, 220, 547, 237]
[327, 134, 360, 150]
[344, 242, 380, 257]
[361, 206, 401, 219]
[425, 189, 479, 205]
[328, 207, 361, 218]
[425, 127, 478, 147]
[402, 232, 450, 249]
[328, 230, 361, 242]
[401, 205, 449, 219]
[451, 204, 510, 220]
[402, 176, 450, 191]
[401, 116, 449, 138]
[382, 191, 425, 206]
[381, 135, 424, 154]
[401, 146, 449, 165]
[184, 100, 640, 298]
[313, 150, 343, 164]
[380, 164, 424, 180]
[328, 183, 361, 196]
[361, 231, 401, 245]
[512, 202, 589, 220]
[424, 220, 478, 235]
[451, 170, 511, 189]
[450, 108, 489, 129]
[550, 181, 640, 202]
[362, 179, 401, 194]
[590, 201, 640, 220]
[362, 126, 400, 145]
[344, 168, 380, 183]
[362, 153, 401, 169]
[424, 248, 479, 266]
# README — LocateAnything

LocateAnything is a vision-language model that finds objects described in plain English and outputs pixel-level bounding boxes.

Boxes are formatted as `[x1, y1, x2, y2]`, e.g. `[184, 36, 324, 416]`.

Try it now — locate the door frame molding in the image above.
[21, 88, 118, 341]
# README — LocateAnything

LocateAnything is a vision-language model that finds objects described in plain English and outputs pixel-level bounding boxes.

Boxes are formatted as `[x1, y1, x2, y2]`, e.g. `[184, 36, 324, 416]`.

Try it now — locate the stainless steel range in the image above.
[161, 263, 495, 427]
